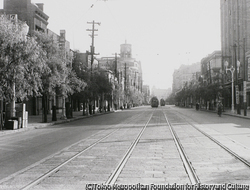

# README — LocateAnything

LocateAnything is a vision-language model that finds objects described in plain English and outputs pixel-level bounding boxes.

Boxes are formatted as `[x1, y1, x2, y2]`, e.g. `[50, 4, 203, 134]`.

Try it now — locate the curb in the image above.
[0, 111, 115, 137]
[222, 112, 250, 120]
[195, 107, 250, 120]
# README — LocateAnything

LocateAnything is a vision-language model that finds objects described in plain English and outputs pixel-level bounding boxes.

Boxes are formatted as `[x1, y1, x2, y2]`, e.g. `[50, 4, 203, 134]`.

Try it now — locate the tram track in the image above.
[21, 129, 119, 190]
[106, 109, 197, 184]
[105, 113, 153, 185]
[175, 111, 250, 168]
[3, 106, 250, 188]
[106, 107, 250, 184]
[163, 108, 250, 183]
[0, 111, 151, 189]
[164, 113, 200, 184]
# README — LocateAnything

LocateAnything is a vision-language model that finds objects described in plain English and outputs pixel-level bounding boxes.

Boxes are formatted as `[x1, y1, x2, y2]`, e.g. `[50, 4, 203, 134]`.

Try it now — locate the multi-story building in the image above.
[172, 62, 200, 94]
[200, 51, 222, 85]
[142, 85, 150, 104]
[1, 0, 73, 117]
[0, 0, 49, 115]
[117, 41, 143, 93]
[94, 42, 143, 108]
[1, 0, 49, 32]
[73, 52, 89, 69]
[98, 57, 116, 71]
[221, 0, 250, 109]
[151, 86, 171, 100]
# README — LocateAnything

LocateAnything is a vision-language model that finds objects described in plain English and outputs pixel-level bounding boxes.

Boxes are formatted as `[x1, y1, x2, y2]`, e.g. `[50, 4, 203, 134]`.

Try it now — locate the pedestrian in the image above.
[217, 101, 223, 117]
[196, 102, 199, 111]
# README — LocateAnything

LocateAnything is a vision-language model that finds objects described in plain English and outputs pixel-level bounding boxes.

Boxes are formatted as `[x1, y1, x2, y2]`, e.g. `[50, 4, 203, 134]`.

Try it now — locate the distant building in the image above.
[117, 41, 143, 93]
[172, 62, 200, 94]
[73, 52, 89, 69]
[98, 57, 116, 71]
[200, 51, 222, 85]
[151, 86, 171, 100]
[142, 85, 150, 104]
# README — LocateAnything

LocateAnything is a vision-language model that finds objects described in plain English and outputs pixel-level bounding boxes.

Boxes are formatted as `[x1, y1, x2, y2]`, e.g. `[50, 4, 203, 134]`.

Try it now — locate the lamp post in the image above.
[224, 60, 240, 114]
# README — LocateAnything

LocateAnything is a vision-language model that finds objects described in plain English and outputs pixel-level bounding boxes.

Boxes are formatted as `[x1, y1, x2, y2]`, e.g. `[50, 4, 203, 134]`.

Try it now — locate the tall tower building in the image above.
[221, 0, 250, 111]
[120, 41, 132, 58]
[220, 0, 250, 80]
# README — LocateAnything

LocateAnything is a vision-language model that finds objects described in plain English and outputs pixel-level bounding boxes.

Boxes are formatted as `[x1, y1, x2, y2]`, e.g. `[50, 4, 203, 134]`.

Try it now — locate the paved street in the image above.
[0, 106, 250, 189]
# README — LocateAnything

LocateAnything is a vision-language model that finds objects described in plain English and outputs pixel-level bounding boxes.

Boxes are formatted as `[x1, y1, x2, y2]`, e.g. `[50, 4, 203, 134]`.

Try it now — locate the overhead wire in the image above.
[68, 0, 99, 50]
[103, 1, 127, 42]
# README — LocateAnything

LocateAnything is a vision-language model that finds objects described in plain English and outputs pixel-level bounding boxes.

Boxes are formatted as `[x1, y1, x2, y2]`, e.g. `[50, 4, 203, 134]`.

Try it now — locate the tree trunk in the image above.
[42, 93, 47, 123]
[10, 82, 16, 118]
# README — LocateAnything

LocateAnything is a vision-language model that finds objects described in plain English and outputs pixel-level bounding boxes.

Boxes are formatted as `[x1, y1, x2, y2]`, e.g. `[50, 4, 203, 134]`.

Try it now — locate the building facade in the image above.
[200, 51, 222, 85]
[117, 42, 142, 93]
[221, 0, 250, 110]
[0, 0, 49, 115]
[142, 85, 150, 104]
[172, 62, 200, 94]
[151, 87, 171, 100]
[116, 42, 143, 107]
[1, 0, 49, 32]
[1, 0, 73, 116]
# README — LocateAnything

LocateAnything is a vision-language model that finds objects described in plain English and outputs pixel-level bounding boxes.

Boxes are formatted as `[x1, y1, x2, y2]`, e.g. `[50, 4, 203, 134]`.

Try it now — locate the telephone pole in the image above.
[243, 38, 247, 116]
[124, 62, 127, 108]
[86, 20, 100, 73]
[114, 53, 117, 78]
[234, 43, 241, 115]
[86, 20, 100, 115]
[112, 53, 118, 78]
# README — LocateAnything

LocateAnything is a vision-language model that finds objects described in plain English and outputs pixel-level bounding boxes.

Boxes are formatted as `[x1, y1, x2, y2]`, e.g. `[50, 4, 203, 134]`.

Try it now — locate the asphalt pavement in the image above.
[0, 110, 116, 136]
[1, 106, 250, 136]
[1, 106, 250, 186]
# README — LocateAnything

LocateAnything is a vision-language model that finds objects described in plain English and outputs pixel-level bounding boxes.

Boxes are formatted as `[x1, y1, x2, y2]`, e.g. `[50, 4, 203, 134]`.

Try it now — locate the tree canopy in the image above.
[0, 16, 46, 102]
[33, 31, 86, 97]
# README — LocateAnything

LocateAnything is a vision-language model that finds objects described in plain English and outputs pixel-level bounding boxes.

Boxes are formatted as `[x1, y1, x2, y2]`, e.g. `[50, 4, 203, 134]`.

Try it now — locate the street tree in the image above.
[0, 16, 46, 118]
[71, 56, 90, 114]
[91, 69, 113, 112]
[33, 31, 86, 121]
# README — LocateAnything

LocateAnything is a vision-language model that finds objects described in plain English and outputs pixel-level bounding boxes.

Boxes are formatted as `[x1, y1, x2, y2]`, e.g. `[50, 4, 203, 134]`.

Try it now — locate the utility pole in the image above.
[234, 43, 241, 114]
[124, 62, 127, 108]
[86, 20, 100, 73]
[124, 62, 127, 93]
[243, 38, 247, 116]
[208, 61, 212, 84]
[114, 53, 117, 78]
[86, 20, 100, 115]
[0, 98, 3, 130]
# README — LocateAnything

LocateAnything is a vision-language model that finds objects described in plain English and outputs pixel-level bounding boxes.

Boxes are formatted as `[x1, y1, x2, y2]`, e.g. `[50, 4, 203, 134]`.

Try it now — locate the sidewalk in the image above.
[0, 110, 115, 136]
[200, 107, 250, 119]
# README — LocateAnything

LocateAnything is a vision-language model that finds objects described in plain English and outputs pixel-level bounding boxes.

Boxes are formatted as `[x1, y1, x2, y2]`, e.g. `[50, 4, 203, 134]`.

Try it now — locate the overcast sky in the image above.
[11, 0, 222, 90]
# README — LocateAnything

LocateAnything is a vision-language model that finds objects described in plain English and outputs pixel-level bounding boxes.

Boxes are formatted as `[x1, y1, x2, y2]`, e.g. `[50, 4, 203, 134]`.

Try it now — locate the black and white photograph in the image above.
[0, 0, 250, 189]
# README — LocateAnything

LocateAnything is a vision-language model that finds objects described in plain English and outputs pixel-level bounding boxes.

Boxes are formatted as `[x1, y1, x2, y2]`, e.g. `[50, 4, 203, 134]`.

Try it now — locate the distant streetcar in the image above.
[160, 99, 165, 106]
[151, 97, 159, 108]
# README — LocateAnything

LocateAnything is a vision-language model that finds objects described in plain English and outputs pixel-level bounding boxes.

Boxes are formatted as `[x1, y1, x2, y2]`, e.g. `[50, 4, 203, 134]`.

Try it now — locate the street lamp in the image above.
[224, 60, 240, 114]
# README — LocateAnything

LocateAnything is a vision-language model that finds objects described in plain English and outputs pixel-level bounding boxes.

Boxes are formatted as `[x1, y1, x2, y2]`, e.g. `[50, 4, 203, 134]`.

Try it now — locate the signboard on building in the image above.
[248, 57, 250, 81]
[235, 85, 239, 104]
[244, 81, 247, 103]
[246, 81, 250, 91]
[9, 14, 17, 22]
